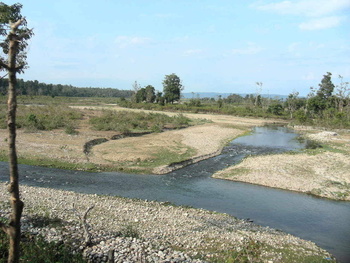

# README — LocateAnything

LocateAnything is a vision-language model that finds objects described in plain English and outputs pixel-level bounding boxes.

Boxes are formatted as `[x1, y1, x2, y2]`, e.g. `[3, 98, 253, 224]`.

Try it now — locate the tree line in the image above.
[124, 72, 350, 128]
[132, 73, 183, 105]
[0, 78, 133, 98]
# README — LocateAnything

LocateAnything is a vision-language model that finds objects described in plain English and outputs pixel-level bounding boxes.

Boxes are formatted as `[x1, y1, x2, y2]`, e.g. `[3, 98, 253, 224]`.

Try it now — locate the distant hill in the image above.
[182, 92, 288, 100]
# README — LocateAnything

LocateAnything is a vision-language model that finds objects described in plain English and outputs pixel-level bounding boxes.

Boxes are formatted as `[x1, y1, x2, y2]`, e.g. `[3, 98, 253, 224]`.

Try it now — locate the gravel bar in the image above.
[0, 183, 334, 262]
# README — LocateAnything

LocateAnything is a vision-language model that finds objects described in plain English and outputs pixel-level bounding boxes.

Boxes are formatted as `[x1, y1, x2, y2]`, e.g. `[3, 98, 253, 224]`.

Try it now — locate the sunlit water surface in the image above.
[0, 127, 349, 262]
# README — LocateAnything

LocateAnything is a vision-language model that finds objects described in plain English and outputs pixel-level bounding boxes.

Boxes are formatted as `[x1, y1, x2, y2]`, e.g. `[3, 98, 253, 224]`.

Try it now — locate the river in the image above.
[0, 126, 349, 262]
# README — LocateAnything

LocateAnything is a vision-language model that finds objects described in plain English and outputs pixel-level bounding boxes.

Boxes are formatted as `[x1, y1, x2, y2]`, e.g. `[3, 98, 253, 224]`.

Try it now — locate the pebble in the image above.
[0, 183, 335, 262]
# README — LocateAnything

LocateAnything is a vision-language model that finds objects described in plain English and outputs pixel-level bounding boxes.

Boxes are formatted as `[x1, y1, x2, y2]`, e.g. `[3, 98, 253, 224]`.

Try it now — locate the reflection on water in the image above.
[0, 126, 349, 262]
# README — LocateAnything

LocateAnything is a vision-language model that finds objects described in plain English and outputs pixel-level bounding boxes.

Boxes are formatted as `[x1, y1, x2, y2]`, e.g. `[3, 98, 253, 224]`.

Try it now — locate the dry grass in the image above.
[213, 129, 350, 201]
[0, 106, 274, 173]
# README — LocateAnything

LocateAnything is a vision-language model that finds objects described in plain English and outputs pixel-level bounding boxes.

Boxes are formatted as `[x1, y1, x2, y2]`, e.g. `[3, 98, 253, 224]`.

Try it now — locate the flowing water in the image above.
[0, 126, 349, 262]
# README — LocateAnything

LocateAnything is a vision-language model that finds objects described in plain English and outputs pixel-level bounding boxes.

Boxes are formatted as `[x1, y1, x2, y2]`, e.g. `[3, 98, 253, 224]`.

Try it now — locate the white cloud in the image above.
[183, 49, 204, 56]
[308, 42, 325, 49]
[299, 16, 343, 30]
[253, 0, 350, 17]
[303, 72, 316, 80]
[287, 42, 302, 57]
[154, 13, 177, 18]
[288, 42, 300, 52]
[231, 42, 263, 55]
[115, 36, 152, 48]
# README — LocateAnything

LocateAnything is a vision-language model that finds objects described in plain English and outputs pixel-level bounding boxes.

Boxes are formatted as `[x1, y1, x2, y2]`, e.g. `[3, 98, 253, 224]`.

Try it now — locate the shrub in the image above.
[294, 109, 308, 124]
[0, 230, 86, 263]
[267, 103, 284, 115]
[89, 110, 191, 133]
[0, 105, 83, 131]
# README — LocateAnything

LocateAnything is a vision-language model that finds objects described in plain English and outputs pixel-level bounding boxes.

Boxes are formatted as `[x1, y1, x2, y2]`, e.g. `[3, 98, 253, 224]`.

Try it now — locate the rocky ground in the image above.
[0, 183, 335, 263]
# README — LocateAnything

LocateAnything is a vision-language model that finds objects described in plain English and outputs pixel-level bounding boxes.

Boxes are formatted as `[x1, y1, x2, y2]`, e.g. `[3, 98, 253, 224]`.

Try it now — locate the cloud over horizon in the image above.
[253, 0, 350, 30]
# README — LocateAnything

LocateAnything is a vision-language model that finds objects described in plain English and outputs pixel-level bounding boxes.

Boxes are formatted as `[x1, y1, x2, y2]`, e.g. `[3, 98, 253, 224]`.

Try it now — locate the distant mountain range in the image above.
[182, 92, 288, 100]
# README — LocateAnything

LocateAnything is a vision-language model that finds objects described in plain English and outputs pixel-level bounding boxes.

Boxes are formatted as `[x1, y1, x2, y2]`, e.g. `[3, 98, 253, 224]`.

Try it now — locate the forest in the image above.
[0, 78, 133, 98]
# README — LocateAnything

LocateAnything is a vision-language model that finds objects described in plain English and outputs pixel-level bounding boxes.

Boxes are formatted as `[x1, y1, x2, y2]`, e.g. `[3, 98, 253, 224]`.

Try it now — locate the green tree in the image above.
[255, 82, 263, 107]
[317, 72, 334, 101]
[131, 80, 141, 102]
[335, 75, 349, 113]
[217, 95, 223, 108]
[0, 3, 33, 263]
[308, 72, 335, 115]
[145, 85, 156, 103]
[135, 87, 146, 103]
[225, 94, 244, 104]
[267, 103, 283, 115]
[162, 73, 183, 104]
[285, 91, 300, 119]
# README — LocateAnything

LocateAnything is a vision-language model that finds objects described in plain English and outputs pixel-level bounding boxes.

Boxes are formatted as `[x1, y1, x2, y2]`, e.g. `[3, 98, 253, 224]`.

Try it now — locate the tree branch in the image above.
[0, 60, 9, 70]
[0, 221, 10, 235]
[15, 64, 25, 72]
[10, 18, 24, 32]
[72, 204, 95, 246]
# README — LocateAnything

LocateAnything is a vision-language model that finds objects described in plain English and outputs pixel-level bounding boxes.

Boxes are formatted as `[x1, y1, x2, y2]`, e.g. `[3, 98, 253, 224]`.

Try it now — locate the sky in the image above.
[3, 0, 350, 96]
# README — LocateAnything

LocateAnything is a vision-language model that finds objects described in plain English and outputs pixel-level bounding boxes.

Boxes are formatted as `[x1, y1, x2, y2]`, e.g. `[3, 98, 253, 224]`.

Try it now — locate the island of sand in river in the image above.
[0, 105, 349, 201]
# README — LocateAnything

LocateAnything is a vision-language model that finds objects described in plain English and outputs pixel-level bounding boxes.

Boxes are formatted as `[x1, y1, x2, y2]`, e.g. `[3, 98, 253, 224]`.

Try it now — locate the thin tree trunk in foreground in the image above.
[6, 19, 24, 263]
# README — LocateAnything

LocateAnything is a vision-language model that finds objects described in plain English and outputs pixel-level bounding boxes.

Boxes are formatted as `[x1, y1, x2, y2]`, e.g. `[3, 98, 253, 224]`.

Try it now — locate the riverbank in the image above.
[0, 106, 278, 173]
[0, 183, 335, 262]
[213, 127, 350, 201]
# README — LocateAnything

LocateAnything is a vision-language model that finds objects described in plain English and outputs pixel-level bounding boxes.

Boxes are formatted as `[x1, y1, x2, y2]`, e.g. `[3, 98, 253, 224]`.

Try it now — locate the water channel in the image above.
[0, 126, 349, 262]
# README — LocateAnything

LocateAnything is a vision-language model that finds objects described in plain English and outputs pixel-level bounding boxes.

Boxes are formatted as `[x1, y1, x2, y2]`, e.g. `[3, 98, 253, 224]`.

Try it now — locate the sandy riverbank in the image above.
[213, 128, 350, 201]
[0, 107, 277, 173]
[0, 183, 335, 262]
[2, 105, 348, 200]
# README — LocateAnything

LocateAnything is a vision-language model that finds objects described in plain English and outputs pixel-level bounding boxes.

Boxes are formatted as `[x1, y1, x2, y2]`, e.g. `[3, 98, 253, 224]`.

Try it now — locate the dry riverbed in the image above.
[0, 183, 335, 262]
[213, 127, 350, 201]
[0, 106, 348, 200]
[0, 106, 276, 173]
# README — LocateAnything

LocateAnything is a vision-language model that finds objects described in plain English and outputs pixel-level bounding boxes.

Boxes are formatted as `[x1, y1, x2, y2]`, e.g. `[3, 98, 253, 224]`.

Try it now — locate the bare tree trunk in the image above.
[6, 20, 24, 263]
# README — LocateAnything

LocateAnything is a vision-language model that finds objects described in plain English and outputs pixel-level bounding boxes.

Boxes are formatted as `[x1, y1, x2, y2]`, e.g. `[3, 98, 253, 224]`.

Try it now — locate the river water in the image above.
[0, 126, 349, 262]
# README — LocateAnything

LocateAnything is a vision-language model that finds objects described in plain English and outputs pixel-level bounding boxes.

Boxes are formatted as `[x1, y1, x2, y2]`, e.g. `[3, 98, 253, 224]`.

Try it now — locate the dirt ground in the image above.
[0, 106, 275, 172]
[1, 105, 348, 200]
[213, 127, 350, 201]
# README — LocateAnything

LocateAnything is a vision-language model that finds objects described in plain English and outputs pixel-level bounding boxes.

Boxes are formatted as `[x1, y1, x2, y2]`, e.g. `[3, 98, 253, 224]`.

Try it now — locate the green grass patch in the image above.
[211, 238, 263, 263]
[0, 228, 86, 263]
[264, 245, 336, 263]
[0, 150, 102, 172]
[0, 104, 83, 131]
[108, 146, 197, 174]
[303, 143, 348, 156]
[139, 146, 196, 168]
[89, 110, 191, 133]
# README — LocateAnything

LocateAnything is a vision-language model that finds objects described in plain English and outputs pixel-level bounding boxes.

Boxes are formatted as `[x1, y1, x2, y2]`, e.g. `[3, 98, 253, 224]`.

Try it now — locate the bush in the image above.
[0, 231, 86, 263]
[294, 109, 308, 124]
[89, 110, 191, 133]
[267, 103, 284, 115]
[0, 105, 83, 131]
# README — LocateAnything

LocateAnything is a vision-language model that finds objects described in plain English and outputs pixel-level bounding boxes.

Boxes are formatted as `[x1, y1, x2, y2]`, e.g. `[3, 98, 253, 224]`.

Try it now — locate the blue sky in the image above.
[4, 0, 350, 96]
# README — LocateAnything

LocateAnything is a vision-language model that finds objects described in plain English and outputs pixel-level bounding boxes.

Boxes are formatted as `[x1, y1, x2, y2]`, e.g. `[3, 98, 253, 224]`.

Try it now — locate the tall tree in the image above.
[0, 3, 33, 262]
[131, 80, 141, 102]
[317, 72, 335, 101]
[135, 87, 146, 103]
[162, 73, 183, 104]
[285, 91, 300, 119]
[308, 72, 335, 115]
[335, 75, 349, 113]
[145, 85, 156, 103]
[255, 82, 263, 107]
